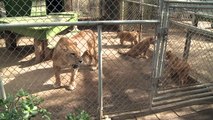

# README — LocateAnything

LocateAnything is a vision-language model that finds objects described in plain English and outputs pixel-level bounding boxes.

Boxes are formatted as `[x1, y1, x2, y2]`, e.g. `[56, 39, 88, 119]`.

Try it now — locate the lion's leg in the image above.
[142, 48, 149, 59]
[131, 41, 134, 46]
[53, 66, 61, 88]
[133, 40, 138, 45]
[120, 39, 124, 46]
[92, 56, 98, 70]
[82, 51, 92, 65]
[91, 48, 98, 70]
[68, 68, 79, 90]
[34, 39, 42, 63]
[164, 65, 173, 80]
[180, 69, 188, 86]
[86, 48, 98, 70]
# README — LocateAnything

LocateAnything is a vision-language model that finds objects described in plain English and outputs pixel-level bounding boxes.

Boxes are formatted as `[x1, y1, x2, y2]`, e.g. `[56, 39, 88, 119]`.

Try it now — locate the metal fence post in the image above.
[0, 72, 6, 100]
[158, 1, 169, 77]
[97, 25, 103, 120]
[120, 0, 125, 31]
[151, 0, 169, 107]
[183, 30, 192, 61]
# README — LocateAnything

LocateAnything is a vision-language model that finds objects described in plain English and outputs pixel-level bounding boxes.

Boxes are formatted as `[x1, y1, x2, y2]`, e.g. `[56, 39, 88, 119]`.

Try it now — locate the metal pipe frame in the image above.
[0, 77, 6, 100]
[150, 0, 165, 110]
[169, 5, 213, 9]
[119, 0, 125, 31]
[0, 20, 159, 28]
[124, 0, 159, 8]
[151, 0, 170, 94]
[170, 20, 213, 38]
[152, 95, 213, 113]
[154, 86, 212, 102]
[158, 2, 170, 77]
[164, 0, 213, 4]
[97, 25, 103, 120]
[157, 83, 213, 95]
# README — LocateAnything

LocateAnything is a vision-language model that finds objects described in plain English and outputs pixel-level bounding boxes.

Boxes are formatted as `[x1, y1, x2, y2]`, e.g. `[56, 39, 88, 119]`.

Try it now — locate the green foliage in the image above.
[0, 89, 51, 120]
[66, 110, 91, 120]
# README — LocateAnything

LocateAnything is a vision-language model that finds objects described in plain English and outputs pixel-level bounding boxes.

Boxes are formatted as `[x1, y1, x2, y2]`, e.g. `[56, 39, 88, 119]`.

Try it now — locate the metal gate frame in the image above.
[151, 0, 213, 114]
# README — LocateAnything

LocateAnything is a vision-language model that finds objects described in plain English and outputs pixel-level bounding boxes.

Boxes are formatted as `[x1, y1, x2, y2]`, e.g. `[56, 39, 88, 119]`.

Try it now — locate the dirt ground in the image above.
[0, 23, 212, 119]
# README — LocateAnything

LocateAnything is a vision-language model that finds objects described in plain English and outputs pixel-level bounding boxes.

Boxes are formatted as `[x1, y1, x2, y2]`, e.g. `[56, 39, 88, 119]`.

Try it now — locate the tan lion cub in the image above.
[117, 31, 139, 46]
[118, 37, 155, 59]
[52, 30, 98, 90]
[165, 51, 190, 86]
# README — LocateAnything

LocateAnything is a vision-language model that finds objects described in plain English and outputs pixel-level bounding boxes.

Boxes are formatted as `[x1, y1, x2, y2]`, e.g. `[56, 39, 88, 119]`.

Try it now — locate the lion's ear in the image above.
[73, 42, 77, 46]
[166, 50, 172, 55]
[59, 44, 68, 51]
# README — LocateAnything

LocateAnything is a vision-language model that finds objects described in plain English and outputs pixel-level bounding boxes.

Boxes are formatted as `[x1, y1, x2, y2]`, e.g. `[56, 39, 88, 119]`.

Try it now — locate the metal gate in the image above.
[152, 0, 213, 112]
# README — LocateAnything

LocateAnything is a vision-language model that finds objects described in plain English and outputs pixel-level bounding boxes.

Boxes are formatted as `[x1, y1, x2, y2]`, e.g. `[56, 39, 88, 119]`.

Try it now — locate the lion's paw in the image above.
[67, 85, 76, 91]
[91, 66, 98, 71]
[53, 83, 61, 89]
[67, 82, 77, 91]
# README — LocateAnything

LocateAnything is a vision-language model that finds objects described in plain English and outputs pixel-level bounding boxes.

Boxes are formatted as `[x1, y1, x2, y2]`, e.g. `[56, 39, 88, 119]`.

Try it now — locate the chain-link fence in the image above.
[0, 0, 213, 119]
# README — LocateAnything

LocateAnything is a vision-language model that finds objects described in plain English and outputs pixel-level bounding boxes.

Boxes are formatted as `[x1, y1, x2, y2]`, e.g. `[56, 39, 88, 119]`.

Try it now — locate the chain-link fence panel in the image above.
[0, 0, 97, 119]
[0, 0, 160, 119]
[120, 0, 158, 31]
[100, 0, 159, 116]
[153, 0, 213, 109]
[102, 26, 157, 117]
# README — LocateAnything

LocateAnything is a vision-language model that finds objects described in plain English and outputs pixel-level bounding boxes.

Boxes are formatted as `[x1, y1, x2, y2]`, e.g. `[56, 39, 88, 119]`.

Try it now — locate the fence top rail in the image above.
[164, 0, 213, 4]
[0, 20, 160, 28]
[170, 20, 213, 38]
[124, 0, 159, 8]
[169, 5, 213, 9]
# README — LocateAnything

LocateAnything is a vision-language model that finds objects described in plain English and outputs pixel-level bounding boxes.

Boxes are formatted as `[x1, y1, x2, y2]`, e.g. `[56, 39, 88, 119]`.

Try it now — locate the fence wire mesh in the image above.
[0, 0, 159, 119]
[0, 0, 213, 119]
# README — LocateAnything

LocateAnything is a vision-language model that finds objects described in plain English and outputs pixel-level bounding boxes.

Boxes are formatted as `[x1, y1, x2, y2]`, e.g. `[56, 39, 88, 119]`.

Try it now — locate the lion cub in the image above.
[165, 51, 190, 86]
[117, 31, 139, 46]
[118, 37, 155, 59]
[52, 30, 98, 90]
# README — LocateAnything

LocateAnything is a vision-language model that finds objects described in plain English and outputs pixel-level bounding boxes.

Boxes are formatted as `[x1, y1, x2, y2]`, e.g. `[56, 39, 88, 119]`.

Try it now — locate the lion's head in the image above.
[165, 50, 173, 60]
[55, 37, 83, 69]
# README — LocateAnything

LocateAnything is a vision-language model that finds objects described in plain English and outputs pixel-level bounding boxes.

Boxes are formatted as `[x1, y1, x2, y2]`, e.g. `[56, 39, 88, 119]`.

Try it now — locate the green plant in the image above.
[66, 110, 91, 120]
[0, 89, 51, 120]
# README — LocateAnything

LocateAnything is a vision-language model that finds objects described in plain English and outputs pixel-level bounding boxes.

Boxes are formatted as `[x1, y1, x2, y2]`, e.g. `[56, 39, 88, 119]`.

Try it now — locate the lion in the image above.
[117, 31, 139, 46]
[118, 37, 155, 59]
[165, 51, 190, 86]
[52, 29, 98, 90]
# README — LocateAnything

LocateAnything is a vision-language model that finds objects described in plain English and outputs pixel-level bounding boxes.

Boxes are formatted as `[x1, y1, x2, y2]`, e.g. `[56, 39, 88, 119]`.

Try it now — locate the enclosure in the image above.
[0, 0, 213, 119]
